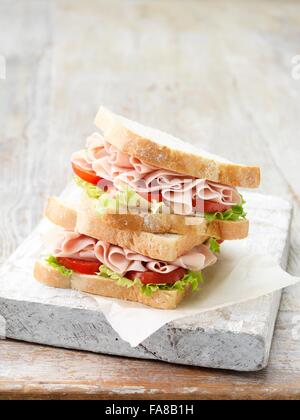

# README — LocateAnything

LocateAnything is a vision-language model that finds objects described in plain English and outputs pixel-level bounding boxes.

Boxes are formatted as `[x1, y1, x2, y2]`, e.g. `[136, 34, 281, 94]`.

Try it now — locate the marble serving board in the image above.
[0, 191, 292, 372]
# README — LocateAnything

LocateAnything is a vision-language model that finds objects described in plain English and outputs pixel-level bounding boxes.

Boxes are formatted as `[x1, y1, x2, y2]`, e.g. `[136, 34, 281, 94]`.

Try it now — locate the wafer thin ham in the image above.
[52, 230, 217, 276]
[71, 133, 241, 216]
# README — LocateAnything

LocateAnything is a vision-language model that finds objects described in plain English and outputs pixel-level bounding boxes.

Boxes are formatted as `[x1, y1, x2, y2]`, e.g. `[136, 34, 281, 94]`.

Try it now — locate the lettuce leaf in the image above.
[140, 271, 204, 295]
[96, 184, 150, 215]
[171, 270, 204, 293]
[205, 197, 247, 222]
[209, 238, 220, 254]
[98, 265, 138, 288]
[98, 265, 204, 296]
[45, 256, 73, 277]
[74, 175, 103, 199]
[73, 179, 161, 215]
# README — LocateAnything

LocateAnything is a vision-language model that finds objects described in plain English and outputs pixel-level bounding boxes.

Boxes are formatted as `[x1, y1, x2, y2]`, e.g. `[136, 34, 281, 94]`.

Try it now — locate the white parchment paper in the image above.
[89, 239, 300, 346]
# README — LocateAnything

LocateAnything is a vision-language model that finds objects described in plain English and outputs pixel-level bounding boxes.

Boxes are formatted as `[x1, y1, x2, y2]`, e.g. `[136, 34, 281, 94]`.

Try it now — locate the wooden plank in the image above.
[0, 339, 299, 400]
[0, 0, 54, 264]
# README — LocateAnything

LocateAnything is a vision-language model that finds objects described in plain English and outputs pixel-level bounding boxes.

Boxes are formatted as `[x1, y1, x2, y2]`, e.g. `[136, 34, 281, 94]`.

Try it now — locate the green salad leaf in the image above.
[209, 238, 220, 254]
[205, 196, 247, 222]
[171, 270, 204, 293]
[74, 175, 103, 199]
[96, 184, 150, 215]
[98, 265, 137, 288]
[45, 256, 73, 277]
[140, 271, 203, 295]
[75, 177, 160, 215]
[98, 265, 204, 297]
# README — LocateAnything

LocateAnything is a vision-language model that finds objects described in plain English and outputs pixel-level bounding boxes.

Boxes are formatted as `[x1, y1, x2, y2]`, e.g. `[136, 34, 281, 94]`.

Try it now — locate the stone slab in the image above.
[0, 191, 292, 371]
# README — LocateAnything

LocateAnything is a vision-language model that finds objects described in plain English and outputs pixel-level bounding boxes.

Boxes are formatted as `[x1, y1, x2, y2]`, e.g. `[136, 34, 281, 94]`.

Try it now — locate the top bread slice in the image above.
[95, 106, 260, 188]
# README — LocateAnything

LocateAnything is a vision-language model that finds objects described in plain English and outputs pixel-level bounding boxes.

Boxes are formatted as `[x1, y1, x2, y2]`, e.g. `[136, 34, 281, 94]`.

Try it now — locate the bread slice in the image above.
[95, 106, 260, 188]
[45, 197, 208, 261]
[46, 196, 249, 240]
[77, 214, 208, 262]
[34, 260, 189, 309]
[100, 212, 249, 239]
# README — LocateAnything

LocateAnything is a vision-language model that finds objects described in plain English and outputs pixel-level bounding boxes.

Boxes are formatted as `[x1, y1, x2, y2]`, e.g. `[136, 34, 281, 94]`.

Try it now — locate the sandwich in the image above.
[34, 226, 217, 309]
[68, 107, 259, 237]
[34, 106, 260, 309]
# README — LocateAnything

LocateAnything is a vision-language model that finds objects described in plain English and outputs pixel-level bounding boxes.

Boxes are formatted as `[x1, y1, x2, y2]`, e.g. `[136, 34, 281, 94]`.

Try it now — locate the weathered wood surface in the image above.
[0, 339, 300, 401]
[0, 0, 300, 399]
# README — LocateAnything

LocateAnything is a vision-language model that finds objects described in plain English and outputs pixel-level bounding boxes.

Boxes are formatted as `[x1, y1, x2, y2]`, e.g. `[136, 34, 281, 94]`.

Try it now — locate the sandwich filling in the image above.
[46, 230, 218, 295]
[71, 133, 246, 220]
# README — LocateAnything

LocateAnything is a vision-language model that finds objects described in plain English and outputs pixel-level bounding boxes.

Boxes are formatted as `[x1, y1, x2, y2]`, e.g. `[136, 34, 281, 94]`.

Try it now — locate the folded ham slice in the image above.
[52, 231, 217, 276]
[71, 133, 242, 216]
[53, 231, 97, 260]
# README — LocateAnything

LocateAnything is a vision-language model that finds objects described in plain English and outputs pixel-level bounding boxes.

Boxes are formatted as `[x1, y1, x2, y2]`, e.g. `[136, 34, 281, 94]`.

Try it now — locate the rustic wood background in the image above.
[0, 0, 300, 399]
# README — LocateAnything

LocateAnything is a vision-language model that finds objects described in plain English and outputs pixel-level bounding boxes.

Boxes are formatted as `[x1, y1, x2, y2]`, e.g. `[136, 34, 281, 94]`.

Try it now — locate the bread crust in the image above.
[34, 260, 188, 309]
[95, 106, 260, 188]
[76, 211, 208, 261]
[46, 196, 249, 240]
[100, 213, 249, 239]
[45, 197, 77, 230]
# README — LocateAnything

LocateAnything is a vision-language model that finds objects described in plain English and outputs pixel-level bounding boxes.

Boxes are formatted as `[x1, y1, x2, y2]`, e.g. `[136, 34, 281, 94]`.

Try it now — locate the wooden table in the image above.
[0, 0, 300, 400]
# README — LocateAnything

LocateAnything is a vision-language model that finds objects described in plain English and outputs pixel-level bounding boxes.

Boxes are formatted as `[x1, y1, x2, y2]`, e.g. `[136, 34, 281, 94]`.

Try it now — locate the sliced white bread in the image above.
[46, 196, 249, 240]
[95, 106, 260, 188]
[99, 212, 249, 239]
[45, 197, 208, 261]
[34, 260, 189, 309]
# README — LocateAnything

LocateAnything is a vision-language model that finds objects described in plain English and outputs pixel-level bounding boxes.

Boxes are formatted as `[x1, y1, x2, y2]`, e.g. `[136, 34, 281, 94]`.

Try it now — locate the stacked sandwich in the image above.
[34, 107, 260, 309]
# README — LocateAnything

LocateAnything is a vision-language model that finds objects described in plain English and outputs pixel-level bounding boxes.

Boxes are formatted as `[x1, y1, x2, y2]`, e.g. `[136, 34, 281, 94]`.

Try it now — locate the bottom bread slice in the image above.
[34, 260, 190, 309]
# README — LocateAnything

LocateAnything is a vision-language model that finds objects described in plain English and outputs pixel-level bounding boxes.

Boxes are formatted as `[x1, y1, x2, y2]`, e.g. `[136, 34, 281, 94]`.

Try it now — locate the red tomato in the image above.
[72, 162, 101, 185]
[126, 267, 186, 285]
[204, 200, 231, 213]
[57, 257, 100, 275]
[192, 198, 231, 213]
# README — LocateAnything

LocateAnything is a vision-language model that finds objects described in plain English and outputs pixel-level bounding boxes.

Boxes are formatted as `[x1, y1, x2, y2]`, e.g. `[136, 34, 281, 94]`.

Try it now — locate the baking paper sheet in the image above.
[89, 239, 300, 346]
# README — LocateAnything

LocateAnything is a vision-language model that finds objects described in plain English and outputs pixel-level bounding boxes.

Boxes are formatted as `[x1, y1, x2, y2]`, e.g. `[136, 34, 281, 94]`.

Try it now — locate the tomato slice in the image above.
[204, 200, 231, 213]
[57, 257, 100, 275]
[72, 162, 101, 185]
[191, 198, 231, 213]
[126, 267, 186, 285]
